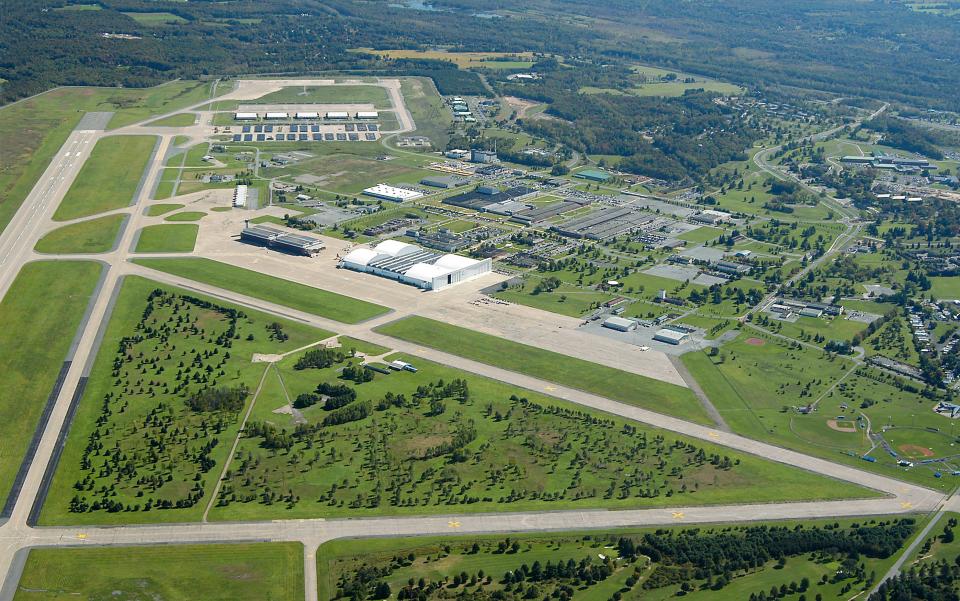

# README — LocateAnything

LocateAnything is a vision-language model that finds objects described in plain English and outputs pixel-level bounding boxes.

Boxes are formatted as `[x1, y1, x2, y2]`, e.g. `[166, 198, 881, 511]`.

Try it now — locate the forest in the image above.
[3, 0, 960, 112]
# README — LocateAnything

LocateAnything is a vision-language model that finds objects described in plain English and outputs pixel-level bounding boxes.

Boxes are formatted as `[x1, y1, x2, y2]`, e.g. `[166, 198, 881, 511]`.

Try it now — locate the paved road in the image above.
[0, 90, 945, 601]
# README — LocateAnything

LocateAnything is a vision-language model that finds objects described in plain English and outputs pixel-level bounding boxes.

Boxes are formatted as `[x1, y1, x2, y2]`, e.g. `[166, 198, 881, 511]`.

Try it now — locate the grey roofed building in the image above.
[602, 316, 638, 332]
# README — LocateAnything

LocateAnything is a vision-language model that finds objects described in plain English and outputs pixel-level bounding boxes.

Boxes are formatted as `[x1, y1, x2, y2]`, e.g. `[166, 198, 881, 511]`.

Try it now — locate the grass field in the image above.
[931, 276, 960, 300]
[146, 112, 196, 127]
[145, 203, 184, 216]
[135, 224, 198, 253]
[493, 279, 615, 317]
[397, 77, 452, 150]
[164, 211, 206, 222]
[682, 332, 958, 488]
[122, 11, 189, 26]
[317, 517, 911, 601]
[250, 85, 391, 108]
[53, 135, 156, 221]
[208, 345, 869, 522]
[133, 257, 389, 324]
[14, 543, 303, 601]
[374, 316, 710, 424]
[34, 214, 125, 254]
[0, 81, 216, 237]
[0, 261, 102, 511]
[40, 276, 333, 525]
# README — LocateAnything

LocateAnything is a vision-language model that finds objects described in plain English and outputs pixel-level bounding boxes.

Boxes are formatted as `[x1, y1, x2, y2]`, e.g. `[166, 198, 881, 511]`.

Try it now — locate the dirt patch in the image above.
[827, 419, 856, 433]
[745, 337, 766, 346]
[899, 444, 936, 458]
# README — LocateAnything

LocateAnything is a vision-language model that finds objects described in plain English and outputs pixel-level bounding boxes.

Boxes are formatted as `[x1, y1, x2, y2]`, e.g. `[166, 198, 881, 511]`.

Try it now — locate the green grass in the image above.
[931, 276, 960, 300]
[493, 279, 615, 317]
[677, 226, 722, 244]
[133, 258, 389, 324]
[682, 333, 958, 488]
[0, 81, 215, 238]
[53, 135, 156, 221]
[375, 316, 710, 424]
[209, 346, 871, 522]
[145, 203, 184, 216]
[122, 11, 188, 26]
[146, 112, 196, 127]
[14, 543, 303, 601]
[318, 517, 909, 601]
[135, 224, 198, 253]
[0, 261, 103, 510]
[164, 211, 206, 222]
[250, 85, 391, 108]
[40, 276, 333, 525]
[34, 214, 125, 254]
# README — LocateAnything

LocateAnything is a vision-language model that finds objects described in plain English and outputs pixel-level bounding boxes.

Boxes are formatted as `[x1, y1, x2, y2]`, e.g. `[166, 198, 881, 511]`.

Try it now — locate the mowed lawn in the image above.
[251, 85, 391, 108]
[135, 223, 198, 253]
[133, 257, 390, 324]
[34, 214, 125, 254]
[53, 135, 156, 221]
[13, 543, 303, 601]
[0, 261, 102, 509]
[375, 316, 709, 424]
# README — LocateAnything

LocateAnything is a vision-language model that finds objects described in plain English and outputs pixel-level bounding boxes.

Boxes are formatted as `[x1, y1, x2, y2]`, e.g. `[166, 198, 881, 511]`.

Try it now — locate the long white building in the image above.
[362, 184, 424, 202]
[340, 240, 491, 291]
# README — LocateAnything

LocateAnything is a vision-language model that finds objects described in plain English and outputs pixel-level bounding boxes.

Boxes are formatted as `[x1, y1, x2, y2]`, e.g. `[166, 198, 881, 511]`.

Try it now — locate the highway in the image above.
[0, 91, 947, 601]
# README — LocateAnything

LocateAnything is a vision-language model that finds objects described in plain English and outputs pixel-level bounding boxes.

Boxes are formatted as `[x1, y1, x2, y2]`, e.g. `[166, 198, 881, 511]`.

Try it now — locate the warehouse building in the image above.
[239, 225, 324, 256]
[362, 184, 424, 202]
[356, 111, 379, 120]
[653, 327, 690, 345]
[602, 316, 637, 332]
[325, 111, 349, 120]
[234, 112, 258, 121]
[340, 240, 491, 291]
[265, 112, 289, 120]
[295, 112, 319, 119]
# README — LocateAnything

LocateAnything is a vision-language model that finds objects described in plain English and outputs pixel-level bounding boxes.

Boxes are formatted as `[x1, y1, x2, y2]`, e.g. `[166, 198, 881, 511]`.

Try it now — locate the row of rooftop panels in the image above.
[241, 124, 378, 133]
[233, 133, 377, 142]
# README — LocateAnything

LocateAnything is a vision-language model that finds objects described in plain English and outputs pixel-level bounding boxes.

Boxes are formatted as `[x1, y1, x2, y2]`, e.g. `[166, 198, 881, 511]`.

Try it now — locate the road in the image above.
[0, 91, 946, 600]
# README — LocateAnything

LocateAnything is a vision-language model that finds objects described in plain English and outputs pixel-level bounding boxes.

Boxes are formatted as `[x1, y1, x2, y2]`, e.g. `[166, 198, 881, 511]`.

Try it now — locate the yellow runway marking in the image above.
[900, 502, 913, 510]
[75, 533, 87, 540]
[545, 386, 557, 392]
[672, 512, 684, 520]
[708, 432, 719, 438]
[448, 520, 461, 528]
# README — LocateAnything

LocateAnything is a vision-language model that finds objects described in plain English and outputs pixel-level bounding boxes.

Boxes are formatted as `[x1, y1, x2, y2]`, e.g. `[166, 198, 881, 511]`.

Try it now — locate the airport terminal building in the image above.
[340, 240, 491, 291]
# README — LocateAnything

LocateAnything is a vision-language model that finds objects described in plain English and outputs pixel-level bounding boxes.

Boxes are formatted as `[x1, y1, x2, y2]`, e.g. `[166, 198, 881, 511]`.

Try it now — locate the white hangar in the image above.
[340, 240, 491, 291]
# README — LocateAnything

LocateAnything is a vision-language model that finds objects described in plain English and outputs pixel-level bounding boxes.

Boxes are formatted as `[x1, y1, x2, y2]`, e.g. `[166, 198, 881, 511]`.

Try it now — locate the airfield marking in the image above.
[448, 520, 461, 529]
[672, 512, 685, 520]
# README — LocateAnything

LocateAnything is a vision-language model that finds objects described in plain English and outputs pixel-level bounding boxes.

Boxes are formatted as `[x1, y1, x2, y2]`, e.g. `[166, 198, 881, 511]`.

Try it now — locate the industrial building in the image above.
[356, 111, 379, 120]
[470, 149, 499, 164]
[340, 240, 491, 291]
[420, 175, 470, 189]
[325, 111, 349, 120]
[239, 225, 324, 256]
[691, 210, 731, 225]
[362, 184, 424, 202]
[443, 186, 537, 212]
[653, 327, 690, 345]
[574, 169, 612, 183]
[295, 112, 319, 119]
[551, 207, 652, 240]
[234, 112, 258, 120]
[265, 112, 289, 120]
[602, 316, 637, 332]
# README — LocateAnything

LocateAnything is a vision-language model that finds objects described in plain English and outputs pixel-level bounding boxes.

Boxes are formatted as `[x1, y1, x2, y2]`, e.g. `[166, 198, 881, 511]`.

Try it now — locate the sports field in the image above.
[53, 135, 156, 221]
[135, 223, 198, 253]
[13, 543, 303, 601]
[375, 316, 710, 424]
[0, 261, 102, 510]
[34, 214, 125, 254]
[133, 257, 390, 324]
